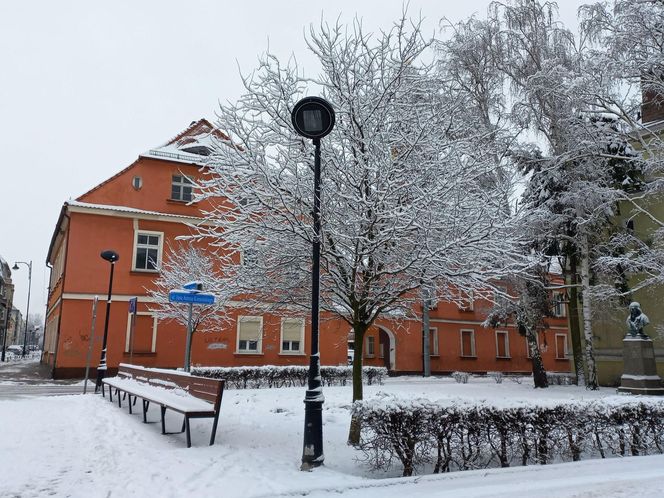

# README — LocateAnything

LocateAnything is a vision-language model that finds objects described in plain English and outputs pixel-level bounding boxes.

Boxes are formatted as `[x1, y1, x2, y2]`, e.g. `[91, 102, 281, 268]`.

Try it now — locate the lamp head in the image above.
[100, 250, 120, 263]
[12, 263, 19, 270]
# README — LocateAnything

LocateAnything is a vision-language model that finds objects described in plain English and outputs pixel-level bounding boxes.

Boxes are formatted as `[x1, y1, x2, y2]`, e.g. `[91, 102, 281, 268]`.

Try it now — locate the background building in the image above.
[43, 120, 571, 378]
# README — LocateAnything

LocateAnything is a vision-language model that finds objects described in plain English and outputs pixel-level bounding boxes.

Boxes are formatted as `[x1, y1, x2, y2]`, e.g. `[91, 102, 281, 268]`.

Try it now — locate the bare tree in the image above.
[196, 16, 524, 443]
[146, 243, 227, 369]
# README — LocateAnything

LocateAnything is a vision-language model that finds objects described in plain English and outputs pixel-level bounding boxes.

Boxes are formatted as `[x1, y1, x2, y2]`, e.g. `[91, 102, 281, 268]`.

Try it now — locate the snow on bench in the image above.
[101, 364, 225, 448]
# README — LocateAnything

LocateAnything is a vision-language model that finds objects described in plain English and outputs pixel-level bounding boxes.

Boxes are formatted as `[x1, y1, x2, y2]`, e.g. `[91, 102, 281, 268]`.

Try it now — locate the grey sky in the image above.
[0, 0, 585, 319]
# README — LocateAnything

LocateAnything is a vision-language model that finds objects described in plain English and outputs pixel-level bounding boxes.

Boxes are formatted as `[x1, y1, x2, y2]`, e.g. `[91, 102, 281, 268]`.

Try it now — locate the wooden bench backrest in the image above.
[118, 365, 224, 406]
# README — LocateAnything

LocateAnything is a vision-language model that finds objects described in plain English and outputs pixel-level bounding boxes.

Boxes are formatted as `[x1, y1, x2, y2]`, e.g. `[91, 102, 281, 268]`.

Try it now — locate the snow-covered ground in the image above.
[1, 375, 664, 497]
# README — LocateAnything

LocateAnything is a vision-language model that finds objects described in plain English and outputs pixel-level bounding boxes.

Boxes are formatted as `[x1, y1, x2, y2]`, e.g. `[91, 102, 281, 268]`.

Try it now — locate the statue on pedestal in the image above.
[626, 302, 650, 338]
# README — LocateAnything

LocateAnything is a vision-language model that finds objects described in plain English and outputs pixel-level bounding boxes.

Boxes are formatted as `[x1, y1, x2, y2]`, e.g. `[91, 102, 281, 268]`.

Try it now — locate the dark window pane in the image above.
[248, 341, 257, 350]
[138, 235, 148, 245]
[172, 186, 180, 200]
[173, 175, 182, 183]
[147, 249, 158, 270]
[239, 340, 247, 350]
[148, 236, 159, 246]
[282, 341, 290, 351]
[291, 341, 300, 351]
[136, 248, 147, 269]
[183, 176, 193, 184]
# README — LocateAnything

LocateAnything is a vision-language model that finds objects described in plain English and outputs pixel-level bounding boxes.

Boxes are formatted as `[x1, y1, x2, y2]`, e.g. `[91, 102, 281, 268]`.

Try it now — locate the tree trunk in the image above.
[579, 235, 599, 389]
[348, 324, 367, 445]
[567, 254, 586, 386]
[526, 327, 548, 388]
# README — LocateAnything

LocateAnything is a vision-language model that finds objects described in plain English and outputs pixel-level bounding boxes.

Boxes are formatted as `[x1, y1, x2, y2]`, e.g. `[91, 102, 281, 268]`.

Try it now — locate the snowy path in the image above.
[1, 378, 664, 497]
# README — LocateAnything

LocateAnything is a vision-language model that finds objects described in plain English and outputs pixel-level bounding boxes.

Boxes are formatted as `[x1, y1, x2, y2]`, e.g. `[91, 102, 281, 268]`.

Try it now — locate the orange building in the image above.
[43, 119, 571, 378]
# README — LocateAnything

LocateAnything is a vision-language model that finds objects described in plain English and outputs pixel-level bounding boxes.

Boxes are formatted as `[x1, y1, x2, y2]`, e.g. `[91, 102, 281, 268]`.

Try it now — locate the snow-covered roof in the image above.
[141, 118, 229, 165]
[66, 200, 203, 221]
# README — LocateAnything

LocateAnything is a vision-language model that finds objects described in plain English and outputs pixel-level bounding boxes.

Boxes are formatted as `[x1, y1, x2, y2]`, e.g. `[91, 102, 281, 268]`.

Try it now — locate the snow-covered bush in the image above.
[451, 371, 470, 384]
[353, 398, 664, 476]
[192, 365, 387, 389]
[546, 372, 577, 386]
[488, 372, 504, 384]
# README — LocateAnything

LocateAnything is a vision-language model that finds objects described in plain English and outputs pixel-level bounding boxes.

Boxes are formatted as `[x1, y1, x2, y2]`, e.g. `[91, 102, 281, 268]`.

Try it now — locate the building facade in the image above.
[0, 256, 14, 355]
[43, 119, 571, 378]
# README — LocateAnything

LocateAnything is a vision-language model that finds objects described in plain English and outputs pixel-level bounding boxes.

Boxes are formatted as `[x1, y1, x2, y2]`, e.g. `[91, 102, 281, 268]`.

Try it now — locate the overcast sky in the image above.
[0, 0, 585, 321]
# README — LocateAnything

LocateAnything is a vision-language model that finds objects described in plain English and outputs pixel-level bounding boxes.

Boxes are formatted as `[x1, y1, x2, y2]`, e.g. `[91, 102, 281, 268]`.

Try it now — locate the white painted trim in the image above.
[555, 333, 568, 359]
[125, 311, 158, 353]
[236, 315, 263, 353]
[495, 329, 510, 358]
[62, 293, 156, 302]
[67, 203, 205, 225]
[460, 328, 476, 357]
[429, 327, 439, 356]
[280, 317, 305, 354]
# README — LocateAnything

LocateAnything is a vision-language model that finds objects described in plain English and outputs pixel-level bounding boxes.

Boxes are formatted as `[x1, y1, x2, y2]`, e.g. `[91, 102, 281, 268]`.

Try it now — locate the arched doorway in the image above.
[377, 326, 395, 372]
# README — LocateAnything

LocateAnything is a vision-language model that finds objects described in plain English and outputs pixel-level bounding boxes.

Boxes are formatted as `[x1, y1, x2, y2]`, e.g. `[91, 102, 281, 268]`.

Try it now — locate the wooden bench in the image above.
[101, 363, 225, 448]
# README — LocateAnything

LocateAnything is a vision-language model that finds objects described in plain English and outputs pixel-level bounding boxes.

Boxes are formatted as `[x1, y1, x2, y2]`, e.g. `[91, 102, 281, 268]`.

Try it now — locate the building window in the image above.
[460, 329, 476, 357]
[552, 292, 567, 317]
[125, 312, 157, 353]
[133, 231, 162, 271]
[132, 176, 143, 190]
[365, 335, 375, 357]
[495, 330, 510, 358]
[281, 318, 304, 354]
[555, 333, 568, 360]
[171, 174, 193, 202]
[428, 327, 439, 356]
[237, 316, 262, 353]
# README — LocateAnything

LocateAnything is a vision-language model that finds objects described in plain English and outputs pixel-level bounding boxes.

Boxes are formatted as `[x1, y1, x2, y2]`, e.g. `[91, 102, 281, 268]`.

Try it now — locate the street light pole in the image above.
[291, 96, 335, 470]
[95, 250, 119, 393]
[12, 261, 32, 357]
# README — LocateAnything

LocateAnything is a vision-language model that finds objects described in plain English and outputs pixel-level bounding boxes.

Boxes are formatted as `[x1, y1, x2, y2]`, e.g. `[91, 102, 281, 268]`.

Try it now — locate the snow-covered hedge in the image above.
[353, 397, 664, 476]
[192, 365, 387, 389]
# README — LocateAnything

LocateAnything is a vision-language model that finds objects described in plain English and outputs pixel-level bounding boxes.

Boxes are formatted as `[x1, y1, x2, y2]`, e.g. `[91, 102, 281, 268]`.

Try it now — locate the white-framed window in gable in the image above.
[237, 316, 263, 353]
[125, 312, 158, 353]
[281, 318, 304, 354]
[171, 174, 193, 202]
[460, 329, 476, 357]
[495, 330, 510, 358]
[132, 230, 163, 272]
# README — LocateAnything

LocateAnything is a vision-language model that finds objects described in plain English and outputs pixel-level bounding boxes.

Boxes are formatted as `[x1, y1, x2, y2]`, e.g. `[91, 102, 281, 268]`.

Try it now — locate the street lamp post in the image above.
[291, 96, 335, 470]
[12, 261, 32, 357]
[95, 250, 119, 393]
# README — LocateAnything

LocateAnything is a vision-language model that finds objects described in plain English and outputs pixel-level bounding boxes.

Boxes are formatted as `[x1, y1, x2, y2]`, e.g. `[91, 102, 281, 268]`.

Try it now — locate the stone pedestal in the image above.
[619, 336, 664, 395]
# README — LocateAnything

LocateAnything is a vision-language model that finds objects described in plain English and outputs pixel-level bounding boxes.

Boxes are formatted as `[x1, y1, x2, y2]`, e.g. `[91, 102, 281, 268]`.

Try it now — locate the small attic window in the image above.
[181, 145, 211, 156]
[132, 176, 143, 190]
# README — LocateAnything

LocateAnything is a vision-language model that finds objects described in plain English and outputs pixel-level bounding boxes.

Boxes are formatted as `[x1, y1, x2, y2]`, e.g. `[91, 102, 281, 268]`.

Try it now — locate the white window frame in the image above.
[132, 230, 163, 272]
[495, 330, 510, 358]
[236, 315, 263, 354]
[280, 318, 304, 354]
[429, 327, 439, 356]
[365, 335, 375, 358]
[124, 312, 158, 353]
[460, 329, 476, 357]
[552, 292, 567, 318]
[171, 174, 193, 202]
[555, 333, 568, 360]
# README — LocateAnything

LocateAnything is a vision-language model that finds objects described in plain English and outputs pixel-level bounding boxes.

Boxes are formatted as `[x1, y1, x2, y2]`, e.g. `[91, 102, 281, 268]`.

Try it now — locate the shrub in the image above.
[353, 397, 664, 477]
[192, 365, 387, 389]
[451, 371, 470, 384]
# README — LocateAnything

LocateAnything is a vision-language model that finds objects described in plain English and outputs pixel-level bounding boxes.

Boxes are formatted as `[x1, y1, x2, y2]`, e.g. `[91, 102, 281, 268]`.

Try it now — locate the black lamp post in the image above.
[95, 250, 119, 393]
[291, 96, 335, 470]
[12, 261, 32, 357]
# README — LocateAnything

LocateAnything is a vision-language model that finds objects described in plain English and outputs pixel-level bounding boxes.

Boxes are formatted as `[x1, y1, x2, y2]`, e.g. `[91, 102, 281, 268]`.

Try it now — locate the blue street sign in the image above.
[169, 290, 215, 305]
[182, 281, 203, 291]
[128, 297, 138, 314]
